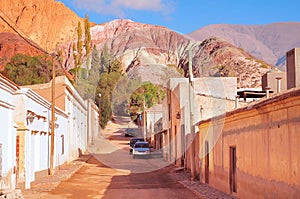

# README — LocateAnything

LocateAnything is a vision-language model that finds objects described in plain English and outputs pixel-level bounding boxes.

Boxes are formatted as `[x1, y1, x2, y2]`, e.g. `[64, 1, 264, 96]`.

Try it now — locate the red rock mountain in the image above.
[87, 19, 273, 88]
[0, 0, 83, 51]
[0, 1, 274, 88]
[189, 22, 300, 70]
[0, 32, 44, 70]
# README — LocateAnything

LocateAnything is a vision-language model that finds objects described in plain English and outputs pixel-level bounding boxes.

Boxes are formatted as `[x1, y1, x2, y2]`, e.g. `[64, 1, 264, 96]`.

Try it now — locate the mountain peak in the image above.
[189, 22, 300, 70]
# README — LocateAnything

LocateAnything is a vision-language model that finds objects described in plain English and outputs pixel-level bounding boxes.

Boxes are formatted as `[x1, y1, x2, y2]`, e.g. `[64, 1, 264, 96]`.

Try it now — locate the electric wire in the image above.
[0, 9, 49, 55]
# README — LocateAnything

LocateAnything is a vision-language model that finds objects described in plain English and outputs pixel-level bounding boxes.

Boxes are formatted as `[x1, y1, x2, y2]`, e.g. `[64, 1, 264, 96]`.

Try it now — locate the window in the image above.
[61, 135, 64, 155]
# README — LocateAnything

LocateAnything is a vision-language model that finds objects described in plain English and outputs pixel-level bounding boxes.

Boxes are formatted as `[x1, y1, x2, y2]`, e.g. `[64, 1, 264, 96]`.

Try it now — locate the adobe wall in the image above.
[198, 89, 300, 198]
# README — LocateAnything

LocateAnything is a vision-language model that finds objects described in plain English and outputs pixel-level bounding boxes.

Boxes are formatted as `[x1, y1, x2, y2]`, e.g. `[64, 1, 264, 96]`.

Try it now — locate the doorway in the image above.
[229, 146, 237, 193]
[205, 141, 209, 183]
[174, 125, 177, 164]
[180, 124, 185, 167]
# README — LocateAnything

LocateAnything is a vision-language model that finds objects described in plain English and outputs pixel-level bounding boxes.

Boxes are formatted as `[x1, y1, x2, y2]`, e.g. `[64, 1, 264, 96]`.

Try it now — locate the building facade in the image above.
[163, 77, 241, 168]
[0, 74, 100, 190]
[262, 70, 286, 93]
[0, 74, 19, 189]
[287, 48, 300, 89]
[198, 88, 300, 198]
[145, 104, 163, 144]
[26, 76, 90, 161]
[13, 88, 68, 189]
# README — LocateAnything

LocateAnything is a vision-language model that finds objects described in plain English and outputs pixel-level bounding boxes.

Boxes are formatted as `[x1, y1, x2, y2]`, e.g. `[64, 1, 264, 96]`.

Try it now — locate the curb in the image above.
[178, 181, 205, 199]
[20, 153, 93, 198]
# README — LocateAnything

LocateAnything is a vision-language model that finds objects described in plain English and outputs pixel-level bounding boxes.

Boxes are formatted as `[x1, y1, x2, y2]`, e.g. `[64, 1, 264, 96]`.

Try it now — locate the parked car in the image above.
[129, 138, 145, 153]
[132, 141, 151, 159]
[125, 128, 136, 137]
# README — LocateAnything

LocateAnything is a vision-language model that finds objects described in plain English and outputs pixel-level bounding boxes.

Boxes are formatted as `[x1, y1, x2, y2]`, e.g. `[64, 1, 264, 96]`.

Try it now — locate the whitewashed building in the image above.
[0, 74, 19, 189]
[0, 74, 100, 190]
[13, 88, 68, 189]
[145, 104, 163, 143]
[26, 76, 93, 161]
[87, 99, 100, 145]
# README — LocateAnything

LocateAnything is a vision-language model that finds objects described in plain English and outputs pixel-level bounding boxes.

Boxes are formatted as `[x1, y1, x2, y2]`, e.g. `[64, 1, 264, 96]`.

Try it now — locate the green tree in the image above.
[89, 46, 101, 83]
[84, 14, 91, 74]
[94, 44, 125, 127]
[109, 59, 123, 74]
[98, 96, 112, 129]
[3, 54, 62, 86]
[96, 71, 122, 128]
[112, 75, 142, 116]
[77, 21, 83, 68]
[71, 21, 83, 81]
[129, 82, 166, 121]
[100, 44, 112, 74]
[71, 43, 124, 128]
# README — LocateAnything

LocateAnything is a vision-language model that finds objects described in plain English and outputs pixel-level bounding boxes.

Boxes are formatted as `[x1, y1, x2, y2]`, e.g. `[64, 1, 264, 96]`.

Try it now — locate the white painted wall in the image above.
[61, 76, 87, 161]
[0, 75, 18, 189]
[146, 105, 163, 137]
[13, 88, 68, 188]
[87, 99, 100, 146]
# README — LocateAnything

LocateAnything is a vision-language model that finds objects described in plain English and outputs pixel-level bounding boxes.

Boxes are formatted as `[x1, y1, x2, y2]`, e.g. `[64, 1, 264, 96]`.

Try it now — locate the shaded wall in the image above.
[198, 88, 300, 198]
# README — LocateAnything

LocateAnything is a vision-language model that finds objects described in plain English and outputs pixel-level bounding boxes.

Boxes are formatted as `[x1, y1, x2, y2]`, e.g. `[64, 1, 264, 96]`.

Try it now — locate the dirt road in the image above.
[38, 116, 199, 199]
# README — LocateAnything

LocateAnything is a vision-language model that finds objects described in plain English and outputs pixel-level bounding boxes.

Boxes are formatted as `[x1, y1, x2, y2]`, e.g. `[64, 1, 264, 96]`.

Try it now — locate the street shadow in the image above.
[86, 155, 110, 168]
[100, 163, 198, 199]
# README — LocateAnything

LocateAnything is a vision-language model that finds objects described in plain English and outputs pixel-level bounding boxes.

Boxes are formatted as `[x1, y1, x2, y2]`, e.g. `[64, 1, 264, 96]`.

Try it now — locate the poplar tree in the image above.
[76, 21, 83, 77]
[84, 14, 91, 73]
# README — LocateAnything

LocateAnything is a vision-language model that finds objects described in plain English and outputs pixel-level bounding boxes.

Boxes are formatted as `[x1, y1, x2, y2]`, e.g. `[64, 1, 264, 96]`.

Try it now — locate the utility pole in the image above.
[98, 93, 101, 141]
[49, 54, 56, 175]
[188, 48, 196, 181]
[143, 97, 146, 140]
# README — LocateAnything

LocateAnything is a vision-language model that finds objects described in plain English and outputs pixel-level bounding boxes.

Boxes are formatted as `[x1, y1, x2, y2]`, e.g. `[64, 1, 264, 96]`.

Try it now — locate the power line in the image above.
[0, 9, 49, 55]
[0, 8, 78, 81]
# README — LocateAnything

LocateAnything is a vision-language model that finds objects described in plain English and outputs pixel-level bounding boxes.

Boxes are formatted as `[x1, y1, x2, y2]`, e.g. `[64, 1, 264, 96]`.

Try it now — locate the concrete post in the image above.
[50, 54, 56, 176]
[276, 77, 282, 94]
[235, 95, 240, 108]
[265, 86, 271, 98]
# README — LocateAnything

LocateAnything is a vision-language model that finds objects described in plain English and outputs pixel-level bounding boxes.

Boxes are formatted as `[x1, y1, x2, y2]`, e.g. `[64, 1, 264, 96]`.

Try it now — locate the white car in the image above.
[132, 141, 151, 159]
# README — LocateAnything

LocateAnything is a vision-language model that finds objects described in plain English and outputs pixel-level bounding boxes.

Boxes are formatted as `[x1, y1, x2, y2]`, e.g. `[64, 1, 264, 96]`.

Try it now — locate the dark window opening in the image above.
[205, 141, 209, 184]
[230, 146, 237, 193]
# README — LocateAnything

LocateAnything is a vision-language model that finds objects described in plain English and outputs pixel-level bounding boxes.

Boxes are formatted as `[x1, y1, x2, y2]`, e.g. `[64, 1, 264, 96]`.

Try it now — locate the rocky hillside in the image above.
[0, 32, 44, 70]
[0, 0, 274, 88]
[195, 37, 272, 88]
[0, 0, 83, 51]
[189, 22, 300, 70]
[88, 19, 273, 88]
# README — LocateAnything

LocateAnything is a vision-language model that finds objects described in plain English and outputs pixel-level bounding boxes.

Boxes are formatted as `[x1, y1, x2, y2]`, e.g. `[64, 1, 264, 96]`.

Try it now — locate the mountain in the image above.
[0, 32, 44, 70]
[0, 0, 274, 88]
[188, 22, 300, 70]
[0, 0, 84, 51]
[87, 19, 272, 88]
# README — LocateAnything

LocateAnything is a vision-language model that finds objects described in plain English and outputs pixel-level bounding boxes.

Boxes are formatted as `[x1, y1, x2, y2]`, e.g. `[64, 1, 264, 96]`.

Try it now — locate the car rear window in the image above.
[134, 143, 149, 148]
[130, 138, 144, 146]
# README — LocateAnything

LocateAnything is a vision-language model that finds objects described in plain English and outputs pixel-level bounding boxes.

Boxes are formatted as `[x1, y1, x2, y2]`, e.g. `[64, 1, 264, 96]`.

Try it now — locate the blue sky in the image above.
[57, 0, 300, 34]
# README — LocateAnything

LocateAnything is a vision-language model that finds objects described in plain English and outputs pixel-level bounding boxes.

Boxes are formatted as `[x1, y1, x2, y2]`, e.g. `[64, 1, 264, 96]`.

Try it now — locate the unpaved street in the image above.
[42, 156, 197, 199]
[39, 117, 199, 199]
